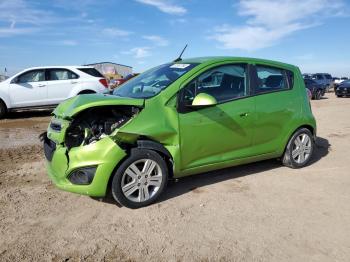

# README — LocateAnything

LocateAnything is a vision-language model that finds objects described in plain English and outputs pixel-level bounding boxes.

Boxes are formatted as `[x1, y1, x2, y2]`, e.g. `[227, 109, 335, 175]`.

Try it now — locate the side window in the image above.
[255, 65, 289, 94]
[48, 69, 78, 81]
[181, 64, 248, 105]
[17, 70, 45, 83]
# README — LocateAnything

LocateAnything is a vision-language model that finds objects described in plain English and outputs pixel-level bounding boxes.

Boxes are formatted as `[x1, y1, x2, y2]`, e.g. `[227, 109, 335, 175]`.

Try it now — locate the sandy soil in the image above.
[0, 95, 350, 262]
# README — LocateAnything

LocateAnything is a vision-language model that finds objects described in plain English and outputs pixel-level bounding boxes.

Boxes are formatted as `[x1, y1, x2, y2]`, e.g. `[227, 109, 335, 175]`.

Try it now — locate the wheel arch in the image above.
[136, 139, 174, 178]
[105, 138, 174, 197]
[0, 97, 8, 118]
[297, 124, 315, 137]
[77, 89, 96, 95]
[281, 124, 316, 157]
[0, 97, 8, 108]
[0, 90, 11, 109]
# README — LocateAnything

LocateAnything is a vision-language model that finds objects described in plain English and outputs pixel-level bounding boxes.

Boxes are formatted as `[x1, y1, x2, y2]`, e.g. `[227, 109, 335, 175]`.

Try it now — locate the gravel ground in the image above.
[0, 94, 350, 262]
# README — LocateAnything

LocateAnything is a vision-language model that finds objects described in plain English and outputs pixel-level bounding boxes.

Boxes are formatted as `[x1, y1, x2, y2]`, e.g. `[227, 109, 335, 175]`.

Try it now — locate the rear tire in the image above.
[111, 149, 168, 208]
[315, 90, 322, 100]
[0, 100, 7, 119]
[282, 128, 314, 168]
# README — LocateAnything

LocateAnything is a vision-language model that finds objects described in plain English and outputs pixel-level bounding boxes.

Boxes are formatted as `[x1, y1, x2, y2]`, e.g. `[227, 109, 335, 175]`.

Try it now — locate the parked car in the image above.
[304, 79, 326, 100]
[335, 80, 350, 97]
[0, 66, 108, 118]
[43, 57, 316, 208]
[311, 73, 333, 91]
[109, 73, 140, 90]
[303, 73, 313, 79]
[333, 76, 348, 86]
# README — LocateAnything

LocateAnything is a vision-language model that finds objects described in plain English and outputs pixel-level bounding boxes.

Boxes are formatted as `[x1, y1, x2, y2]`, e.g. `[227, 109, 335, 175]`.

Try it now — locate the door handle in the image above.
[71, 80, 78, 84]
[37, 84, 46, 87]
[239, 112, 249, 117]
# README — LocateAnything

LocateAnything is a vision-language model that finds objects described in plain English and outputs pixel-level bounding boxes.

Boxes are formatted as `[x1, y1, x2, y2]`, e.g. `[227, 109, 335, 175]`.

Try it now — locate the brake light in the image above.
[99, 79, 108, 88]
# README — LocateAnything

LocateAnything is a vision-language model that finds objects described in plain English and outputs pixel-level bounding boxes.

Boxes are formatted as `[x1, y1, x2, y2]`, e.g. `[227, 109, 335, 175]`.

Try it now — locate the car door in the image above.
[46, 68, 79, 105]
[251, 64, 298, 154]
[9, 69, 47, 108]
[177, 63, 255, 170]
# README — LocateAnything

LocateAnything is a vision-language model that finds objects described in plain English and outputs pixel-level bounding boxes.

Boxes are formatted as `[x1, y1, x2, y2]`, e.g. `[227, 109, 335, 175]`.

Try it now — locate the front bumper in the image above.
[45, 136, 127, 197]
[336, 88, 350, 96]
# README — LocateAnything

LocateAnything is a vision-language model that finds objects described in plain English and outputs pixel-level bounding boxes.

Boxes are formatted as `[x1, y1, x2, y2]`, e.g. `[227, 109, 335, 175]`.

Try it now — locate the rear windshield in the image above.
[78, 68, 104, 78]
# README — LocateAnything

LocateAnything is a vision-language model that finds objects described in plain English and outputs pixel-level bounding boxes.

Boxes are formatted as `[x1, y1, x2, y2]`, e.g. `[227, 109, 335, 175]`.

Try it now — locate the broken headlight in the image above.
[65, 106, 139, 149]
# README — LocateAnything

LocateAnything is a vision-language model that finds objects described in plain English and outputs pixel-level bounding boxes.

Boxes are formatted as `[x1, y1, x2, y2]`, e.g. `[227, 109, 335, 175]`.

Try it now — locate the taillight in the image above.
[99, 79, 108, 88]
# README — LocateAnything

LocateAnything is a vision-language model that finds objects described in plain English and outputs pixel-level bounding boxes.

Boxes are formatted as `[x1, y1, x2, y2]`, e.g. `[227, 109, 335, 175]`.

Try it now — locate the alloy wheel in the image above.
[120, 159, 163, 203]
[292, 133, 312, 164]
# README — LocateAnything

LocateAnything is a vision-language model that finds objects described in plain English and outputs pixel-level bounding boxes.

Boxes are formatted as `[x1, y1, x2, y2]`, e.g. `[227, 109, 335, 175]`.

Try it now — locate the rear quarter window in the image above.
[78, 68, 104, 78]
[254, 65, 292, 94]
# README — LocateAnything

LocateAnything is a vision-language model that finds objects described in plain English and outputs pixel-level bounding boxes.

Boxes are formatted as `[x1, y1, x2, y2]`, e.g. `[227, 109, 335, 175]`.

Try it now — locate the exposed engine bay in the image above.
[65, 106, 140, 149]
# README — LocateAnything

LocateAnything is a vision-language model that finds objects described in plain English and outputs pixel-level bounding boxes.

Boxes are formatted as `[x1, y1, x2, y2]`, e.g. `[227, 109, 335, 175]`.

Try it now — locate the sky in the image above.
[0, 0, 350, 76]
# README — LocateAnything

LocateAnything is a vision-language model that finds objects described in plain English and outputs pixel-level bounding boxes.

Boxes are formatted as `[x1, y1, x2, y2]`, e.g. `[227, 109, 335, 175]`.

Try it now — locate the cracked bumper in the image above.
[45, 136, 127, 197]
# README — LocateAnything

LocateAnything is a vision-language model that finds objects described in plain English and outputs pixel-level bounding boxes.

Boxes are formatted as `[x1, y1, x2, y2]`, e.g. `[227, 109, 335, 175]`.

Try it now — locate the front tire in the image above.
[111, 149, 168, 208]
[0, 100, 7, 119]
[282, 128, 314, 168]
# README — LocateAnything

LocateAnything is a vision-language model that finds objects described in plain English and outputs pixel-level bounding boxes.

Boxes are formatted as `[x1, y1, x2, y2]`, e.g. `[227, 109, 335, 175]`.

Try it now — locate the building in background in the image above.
[85, 62, 132, 80]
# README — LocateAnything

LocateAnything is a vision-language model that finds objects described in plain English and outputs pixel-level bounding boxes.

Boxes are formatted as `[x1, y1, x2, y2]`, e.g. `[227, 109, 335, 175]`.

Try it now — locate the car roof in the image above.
[179, 56, 298, 70]
[22, 66, 94, 70]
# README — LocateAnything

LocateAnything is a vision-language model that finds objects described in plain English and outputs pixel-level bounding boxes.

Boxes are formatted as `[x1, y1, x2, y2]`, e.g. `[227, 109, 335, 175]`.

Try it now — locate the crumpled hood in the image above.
[53, 94, 144, 118]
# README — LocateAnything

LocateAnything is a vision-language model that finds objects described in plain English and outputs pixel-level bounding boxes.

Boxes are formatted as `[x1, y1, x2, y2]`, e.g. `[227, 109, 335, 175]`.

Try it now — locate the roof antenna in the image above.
[173, 44, 188, 62]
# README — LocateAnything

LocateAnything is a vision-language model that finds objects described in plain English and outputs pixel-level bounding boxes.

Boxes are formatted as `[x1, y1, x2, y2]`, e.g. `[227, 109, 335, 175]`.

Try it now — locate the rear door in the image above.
[251, 64, 299, 154]
[46, 68, 79, 105]
[9, 69, 47, 107]
[178, 63, 256, 170]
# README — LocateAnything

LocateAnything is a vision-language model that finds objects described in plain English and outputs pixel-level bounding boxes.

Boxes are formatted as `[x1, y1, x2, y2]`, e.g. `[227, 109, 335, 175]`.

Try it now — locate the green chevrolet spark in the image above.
[43, 57, 316, 208]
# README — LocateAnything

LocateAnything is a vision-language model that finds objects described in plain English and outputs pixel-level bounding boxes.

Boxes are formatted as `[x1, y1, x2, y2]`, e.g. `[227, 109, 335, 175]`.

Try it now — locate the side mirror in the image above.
[188, 93, 217, 108]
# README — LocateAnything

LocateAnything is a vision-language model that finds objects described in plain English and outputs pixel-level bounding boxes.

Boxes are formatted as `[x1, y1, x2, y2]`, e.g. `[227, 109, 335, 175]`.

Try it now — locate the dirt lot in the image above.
[0, 94, 350, 262]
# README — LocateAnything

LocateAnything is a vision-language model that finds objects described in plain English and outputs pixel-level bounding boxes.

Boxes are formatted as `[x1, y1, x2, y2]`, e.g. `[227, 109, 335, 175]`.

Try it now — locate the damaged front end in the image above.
[64, 106, 140, 149]
[44, 95, 143, 197]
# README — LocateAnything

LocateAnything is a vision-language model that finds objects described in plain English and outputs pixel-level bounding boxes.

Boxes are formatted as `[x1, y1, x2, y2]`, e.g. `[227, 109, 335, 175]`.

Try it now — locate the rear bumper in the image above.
[45, 136, 127, 197]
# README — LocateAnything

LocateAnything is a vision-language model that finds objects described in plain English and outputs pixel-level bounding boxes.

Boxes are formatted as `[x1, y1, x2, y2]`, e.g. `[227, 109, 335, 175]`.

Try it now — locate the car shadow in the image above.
[159, 136, 330, 203]
[309, 136, 330, 165]
[93, 136, 330, 207]
[5, 110, 53, 119]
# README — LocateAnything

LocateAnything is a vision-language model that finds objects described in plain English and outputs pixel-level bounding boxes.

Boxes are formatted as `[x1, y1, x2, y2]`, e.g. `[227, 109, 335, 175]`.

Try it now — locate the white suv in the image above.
[0, 66, 109, 118]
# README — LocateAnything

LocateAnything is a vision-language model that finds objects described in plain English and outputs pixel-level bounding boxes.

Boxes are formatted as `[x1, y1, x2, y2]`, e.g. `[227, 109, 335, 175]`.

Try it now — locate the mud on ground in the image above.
[0, 96, 350, 261]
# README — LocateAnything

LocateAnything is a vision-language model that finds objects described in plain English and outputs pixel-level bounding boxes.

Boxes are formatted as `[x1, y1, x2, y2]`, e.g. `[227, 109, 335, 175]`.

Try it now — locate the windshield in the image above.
[113, 63, 198, 98]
